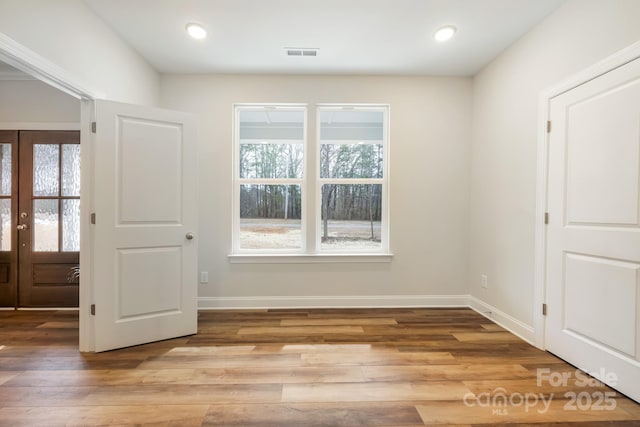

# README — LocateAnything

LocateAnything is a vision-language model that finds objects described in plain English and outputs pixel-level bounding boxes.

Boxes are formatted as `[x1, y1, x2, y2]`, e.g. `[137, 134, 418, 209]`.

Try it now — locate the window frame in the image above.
[231, 103, 391, 260]
[315, 104, 390, 254]
[232, 104, 308, 254]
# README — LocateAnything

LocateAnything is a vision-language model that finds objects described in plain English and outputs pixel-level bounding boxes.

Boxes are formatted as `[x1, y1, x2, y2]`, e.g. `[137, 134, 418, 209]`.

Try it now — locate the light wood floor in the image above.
[0, 308, 639, 426]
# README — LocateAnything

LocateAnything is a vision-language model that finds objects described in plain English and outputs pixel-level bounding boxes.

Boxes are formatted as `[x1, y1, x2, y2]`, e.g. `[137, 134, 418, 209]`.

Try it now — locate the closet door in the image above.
[545, 56, 640, 403]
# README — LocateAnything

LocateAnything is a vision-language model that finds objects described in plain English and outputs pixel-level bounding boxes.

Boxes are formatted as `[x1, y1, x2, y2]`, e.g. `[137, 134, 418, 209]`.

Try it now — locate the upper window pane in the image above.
[239, 109, 305, 179]
[239, 110, 304, 141]
[320, 110, 384, 141]
[319, 109, 385, 179]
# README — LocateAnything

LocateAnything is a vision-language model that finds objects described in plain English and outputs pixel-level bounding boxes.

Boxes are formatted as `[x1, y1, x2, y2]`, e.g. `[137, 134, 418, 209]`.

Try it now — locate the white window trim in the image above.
[230, 103, 392, 262]
[232, 103, 308, 255]
[315, 104, 391, 255]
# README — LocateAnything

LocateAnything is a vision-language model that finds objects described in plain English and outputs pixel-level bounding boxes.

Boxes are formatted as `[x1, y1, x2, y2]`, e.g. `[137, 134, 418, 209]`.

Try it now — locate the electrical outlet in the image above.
[200, 271, 209, 284]
[481, 274, 488, 289]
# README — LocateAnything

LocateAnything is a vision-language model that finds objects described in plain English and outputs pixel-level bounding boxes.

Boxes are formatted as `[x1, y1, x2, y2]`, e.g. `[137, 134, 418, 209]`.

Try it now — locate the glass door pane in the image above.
[0, 143, 11, 251]
[62, 144, 81, 196]
[33, 199, 59, 252]
[62, 199, 80, 251]
[33, 144, 59, 196]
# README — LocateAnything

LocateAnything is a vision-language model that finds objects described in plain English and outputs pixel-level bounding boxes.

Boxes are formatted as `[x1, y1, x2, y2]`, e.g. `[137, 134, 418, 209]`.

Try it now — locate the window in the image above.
[233, 104, 389, 257]
[318, 106, 387, 252]
[234, 105, 306, 252]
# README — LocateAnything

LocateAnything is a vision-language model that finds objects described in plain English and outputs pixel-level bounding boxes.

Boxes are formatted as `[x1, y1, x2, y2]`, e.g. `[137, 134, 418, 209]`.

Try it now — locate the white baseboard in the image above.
[468, 296, 535, 345]
[198, 294, 470, 310]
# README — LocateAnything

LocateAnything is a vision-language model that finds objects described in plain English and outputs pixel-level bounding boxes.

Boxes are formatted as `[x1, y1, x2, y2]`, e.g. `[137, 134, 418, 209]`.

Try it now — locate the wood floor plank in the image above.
[275, 343, 385, 353]
[203, 402, 424, 426]
[0, 371, 19, 385]
[0, 405, 209, 426]
[301, 351, 456, 366]
[416, 399, 640, 425]
[139, 353, 303, 369]
[462, 378, 622, 395]
[8, 366, 366, 386]
[452, 332, 524, 342]
[165, 345, 258, 354]
[280, 318, 398, 326]
[362, 364, 533, 382]
[0, 385, 96, 407]
[82, 384, 282, 405]
[6, 369, 198, 387]
[282, 381, 471, 402]
[480, 323, 506, 331]
[0, 356, 144, 371]
[452, 354, 563, 365]
[237, 325, 366, 335]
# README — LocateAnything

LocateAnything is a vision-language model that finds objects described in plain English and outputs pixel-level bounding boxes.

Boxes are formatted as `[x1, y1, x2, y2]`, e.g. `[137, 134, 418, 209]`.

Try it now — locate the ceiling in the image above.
[84, 0, 565, 76]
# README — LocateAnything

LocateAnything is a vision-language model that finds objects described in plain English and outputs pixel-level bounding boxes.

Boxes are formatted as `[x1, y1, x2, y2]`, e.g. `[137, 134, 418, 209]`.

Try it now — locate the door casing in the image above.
[534, 40, 640, 350]
[0, 35, 98, 350]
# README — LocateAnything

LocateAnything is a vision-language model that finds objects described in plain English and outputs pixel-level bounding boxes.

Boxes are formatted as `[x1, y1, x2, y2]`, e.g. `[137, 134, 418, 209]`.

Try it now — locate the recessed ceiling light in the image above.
[186, 23, 207, 40]
[434, 25, 456, 42]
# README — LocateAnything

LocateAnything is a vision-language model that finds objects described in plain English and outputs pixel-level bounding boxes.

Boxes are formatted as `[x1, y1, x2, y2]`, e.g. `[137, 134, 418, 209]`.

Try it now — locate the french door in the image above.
[0, 130, 80, 308]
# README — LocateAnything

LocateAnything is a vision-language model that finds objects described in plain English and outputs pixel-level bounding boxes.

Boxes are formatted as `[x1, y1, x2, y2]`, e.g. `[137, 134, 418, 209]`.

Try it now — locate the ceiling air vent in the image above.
[285, 48, 319, 57]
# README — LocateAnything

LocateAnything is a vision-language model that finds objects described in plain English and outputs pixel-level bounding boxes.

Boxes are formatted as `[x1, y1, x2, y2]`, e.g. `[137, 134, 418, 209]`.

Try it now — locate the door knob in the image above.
[185, 232, 194, 240]
[17, 224, 28, 231]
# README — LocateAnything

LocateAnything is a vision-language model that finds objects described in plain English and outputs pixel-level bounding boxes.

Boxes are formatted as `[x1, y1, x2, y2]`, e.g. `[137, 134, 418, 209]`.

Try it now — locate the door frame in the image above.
[0, 33, 99, 351]
[534, 40, 640, 349]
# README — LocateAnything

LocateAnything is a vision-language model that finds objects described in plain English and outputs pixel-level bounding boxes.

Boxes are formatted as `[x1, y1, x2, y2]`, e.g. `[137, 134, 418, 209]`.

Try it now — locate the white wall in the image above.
[0, 79, 79, 125]
[469, 0, 640, 326]
[0, 0, 159, 105]
[161, 75, 472, 306]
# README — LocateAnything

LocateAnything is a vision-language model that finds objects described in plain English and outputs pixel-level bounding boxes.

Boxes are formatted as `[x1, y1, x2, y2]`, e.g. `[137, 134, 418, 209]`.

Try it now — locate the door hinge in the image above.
[90, 213, 96, 224]
[544, 212, 549, 225]
[91, 122, 97, 133]
[546, 120, 551, 133]
[542, 303, 547, 316]
[90, 304, 96, 315]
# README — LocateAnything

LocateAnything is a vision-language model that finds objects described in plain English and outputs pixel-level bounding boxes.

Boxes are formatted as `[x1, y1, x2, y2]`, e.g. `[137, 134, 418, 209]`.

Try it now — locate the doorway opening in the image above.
[0, 130, 80, 308]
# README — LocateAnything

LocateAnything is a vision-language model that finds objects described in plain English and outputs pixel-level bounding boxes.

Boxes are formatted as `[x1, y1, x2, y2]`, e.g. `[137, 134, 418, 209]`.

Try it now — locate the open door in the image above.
[92, 100, 197, 352]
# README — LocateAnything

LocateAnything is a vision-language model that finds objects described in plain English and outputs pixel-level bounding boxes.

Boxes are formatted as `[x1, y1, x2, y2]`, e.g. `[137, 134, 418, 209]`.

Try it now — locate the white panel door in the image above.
[93, 100, 197, 352]
[546, 57, 640, 402]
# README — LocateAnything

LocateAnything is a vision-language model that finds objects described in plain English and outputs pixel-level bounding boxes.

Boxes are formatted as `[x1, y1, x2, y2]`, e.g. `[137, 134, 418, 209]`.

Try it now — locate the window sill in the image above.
[228, 253, 394, 264]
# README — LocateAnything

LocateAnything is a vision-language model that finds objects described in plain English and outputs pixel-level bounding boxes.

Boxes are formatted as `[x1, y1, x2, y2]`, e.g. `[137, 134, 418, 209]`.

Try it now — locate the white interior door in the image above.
[546, 57, 640, 402]
[92, 100, 197, 352]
